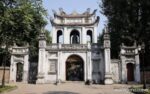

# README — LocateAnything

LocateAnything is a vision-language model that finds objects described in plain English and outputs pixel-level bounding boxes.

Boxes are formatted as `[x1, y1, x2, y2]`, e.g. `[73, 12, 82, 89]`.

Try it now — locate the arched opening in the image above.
[87, 30, 92, 43]
[16, 62, 23, 82]
[57, 30, 63, 43]
[70, 29, 80, 44]
[127, 63, 134, 81]
[66, 55, 84, 81]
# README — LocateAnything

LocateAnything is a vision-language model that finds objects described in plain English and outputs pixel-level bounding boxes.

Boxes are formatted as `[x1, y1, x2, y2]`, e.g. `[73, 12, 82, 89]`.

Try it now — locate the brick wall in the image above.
[0, 67, 10, 83]
[140, 71, 150, 84]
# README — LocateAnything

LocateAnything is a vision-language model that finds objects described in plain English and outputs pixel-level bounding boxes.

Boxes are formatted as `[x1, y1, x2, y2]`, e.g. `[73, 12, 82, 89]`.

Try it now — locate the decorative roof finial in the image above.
[41, 27, 45, 33]
[59, 8, 63, 11]
[104, 25, 109, 34]
[87, 8, 90, 13]
[59, 8, 66, 15]
[39, 27, 46, 40]
[52, 9, 57, 14]
[71, 10, 78, 15]
[83, 8, 91, 15]
[103, 26, 110, 40]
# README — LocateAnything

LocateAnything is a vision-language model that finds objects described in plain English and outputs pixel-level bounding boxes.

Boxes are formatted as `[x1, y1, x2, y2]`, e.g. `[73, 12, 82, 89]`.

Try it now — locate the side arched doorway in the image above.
[16, 62, 23, 82]
[57, 30, 63, 43]
[127, 63, 134, 81]
[66, 55, 84, 81]
[87, 30, 93, 43]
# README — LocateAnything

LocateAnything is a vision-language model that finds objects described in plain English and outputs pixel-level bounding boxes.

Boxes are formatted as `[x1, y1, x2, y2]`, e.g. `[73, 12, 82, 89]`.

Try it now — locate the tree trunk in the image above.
[1, 46, 8, 87]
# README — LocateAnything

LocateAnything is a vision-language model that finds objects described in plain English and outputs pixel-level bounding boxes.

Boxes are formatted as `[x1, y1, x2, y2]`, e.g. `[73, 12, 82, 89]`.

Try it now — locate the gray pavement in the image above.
[4, 82, 134, 94]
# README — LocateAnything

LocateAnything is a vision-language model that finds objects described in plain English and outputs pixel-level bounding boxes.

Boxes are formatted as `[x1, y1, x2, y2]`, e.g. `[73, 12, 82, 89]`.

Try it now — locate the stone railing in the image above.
[46, 44, 59, 49]
[11, 47, 28, 55]
[61, 44, 88, 50]
[46, 44, 90, 50]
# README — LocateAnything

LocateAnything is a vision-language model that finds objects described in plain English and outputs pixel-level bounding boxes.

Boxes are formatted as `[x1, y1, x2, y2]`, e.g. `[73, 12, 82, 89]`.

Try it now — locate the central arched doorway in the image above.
[66, 55, 84, 81]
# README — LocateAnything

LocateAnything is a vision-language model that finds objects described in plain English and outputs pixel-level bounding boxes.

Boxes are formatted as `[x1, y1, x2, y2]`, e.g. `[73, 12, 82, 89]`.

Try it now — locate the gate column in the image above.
[36, 30, 46, 84]
[103, 27, 113, 85]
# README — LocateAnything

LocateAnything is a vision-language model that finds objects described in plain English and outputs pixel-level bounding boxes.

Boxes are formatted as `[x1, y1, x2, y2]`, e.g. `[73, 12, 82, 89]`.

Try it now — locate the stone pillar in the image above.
[82, 27, 86, 44]
[93, 27, 98, 43]
[86, 43, 92, 84]
[23, 54, 29, 83]
[10, 55, 15, 82]
[135, 54, 141, 83]
[103, 27, 113, 84]
[52, 27, 56, 43]
[89, 52, 92, 81]
[36, 31, 46, 84]
[64, 27, 69, 44]
[122, 61, 127, 83]
[56, 43, 61, 83]
[87, 52, 92, 80]
[120, 55, 126, 83]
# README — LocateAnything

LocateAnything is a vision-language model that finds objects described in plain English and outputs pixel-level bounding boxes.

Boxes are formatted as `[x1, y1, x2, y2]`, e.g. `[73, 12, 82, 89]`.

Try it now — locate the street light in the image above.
[141, 42, 146, 89]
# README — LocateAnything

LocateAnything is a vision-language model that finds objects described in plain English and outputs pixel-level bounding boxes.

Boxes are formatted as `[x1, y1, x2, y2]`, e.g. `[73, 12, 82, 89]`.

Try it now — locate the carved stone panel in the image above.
[39, 40, 46, 48]
[104, 40, 110, 48]
[49, 52, 58, 57]
[48, 59, 57, 74]
[14, 55, 24, 62]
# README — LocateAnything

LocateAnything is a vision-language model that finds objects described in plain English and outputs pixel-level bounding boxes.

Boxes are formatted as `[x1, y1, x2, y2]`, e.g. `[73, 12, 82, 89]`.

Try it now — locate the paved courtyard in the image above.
[3, 82, 134, 94]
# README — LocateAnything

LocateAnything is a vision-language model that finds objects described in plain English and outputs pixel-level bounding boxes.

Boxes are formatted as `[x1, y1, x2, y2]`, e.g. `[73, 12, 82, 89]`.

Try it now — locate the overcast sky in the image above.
[43, 0, 107, 34]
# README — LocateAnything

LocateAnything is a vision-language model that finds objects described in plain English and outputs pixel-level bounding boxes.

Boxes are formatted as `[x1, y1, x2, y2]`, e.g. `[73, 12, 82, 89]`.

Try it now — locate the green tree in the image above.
[0, 0, 47, 87]
[45, 29, 52, 45]
[100, 0, 150, 60]
[98, 29, 104, 46]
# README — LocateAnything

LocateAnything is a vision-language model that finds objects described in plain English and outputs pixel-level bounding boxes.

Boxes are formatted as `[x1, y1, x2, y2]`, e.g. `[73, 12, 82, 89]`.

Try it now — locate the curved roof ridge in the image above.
[52, 9, 97, 18]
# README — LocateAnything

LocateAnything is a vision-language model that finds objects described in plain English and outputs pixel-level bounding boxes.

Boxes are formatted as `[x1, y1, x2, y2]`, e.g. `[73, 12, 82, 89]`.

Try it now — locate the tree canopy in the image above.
[100, 0, 150, 61]
[0, 0, 47, 46]
[0, 0, 52, 63]
[0, 0, 52, 86]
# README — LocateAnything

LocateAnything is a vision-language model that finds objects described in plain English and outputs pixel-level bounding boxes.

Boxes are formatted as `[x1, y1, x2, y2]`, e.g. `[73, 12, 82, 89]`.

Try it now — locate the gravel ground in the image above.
[4, 82, 133, 94]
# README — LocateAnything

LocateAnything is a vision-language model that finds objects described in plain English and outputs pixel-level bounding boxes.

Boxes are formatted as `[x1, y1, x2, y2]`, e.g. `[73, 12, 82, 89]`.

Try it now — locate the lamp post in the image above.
[141, 42, 146, 89]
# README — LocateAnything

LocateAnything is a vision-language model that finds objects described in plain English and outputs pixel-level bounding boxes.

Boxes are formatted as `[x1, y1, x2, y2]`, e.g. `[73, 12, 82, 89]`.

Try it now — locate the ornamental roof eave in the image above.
[53, 9, 97, 18]
[50, 16, 100, 26]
